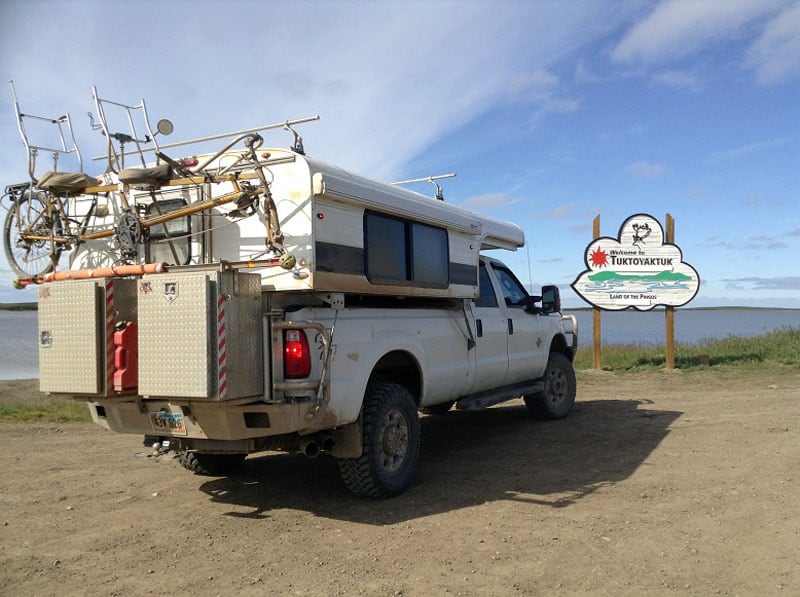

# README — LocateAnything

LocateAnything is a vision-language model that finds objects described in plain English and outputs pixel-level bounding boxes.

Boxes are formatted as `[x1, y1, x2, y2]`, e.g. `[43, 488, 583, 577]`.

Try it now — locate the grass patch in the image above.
[2, 329, 798, 421]
[0, 395, 91, 423]
[574, 327, 800, 372]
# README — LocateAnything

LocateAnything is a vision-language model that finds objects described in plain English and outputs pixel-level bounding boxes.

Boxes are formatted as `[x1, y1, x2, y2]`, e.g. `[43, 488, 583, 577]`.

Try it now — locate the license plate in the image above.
[149, 411, 187, 436]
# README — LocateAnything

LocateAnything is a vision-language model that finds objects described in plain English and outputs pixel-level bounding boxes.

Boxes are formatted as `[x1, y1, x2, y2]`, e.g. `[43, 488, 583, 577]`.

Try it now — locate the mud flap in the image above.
[331, 422, 362, 458]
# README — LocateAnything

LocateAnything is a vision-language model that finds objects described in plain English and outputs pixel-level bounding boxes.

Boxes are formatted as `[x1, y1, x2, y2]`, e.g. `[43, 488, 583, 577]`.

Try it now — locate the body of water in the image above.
[566, 307, 800, 347]
[1, 310, 39, 380]
[1, 308, 799, 380]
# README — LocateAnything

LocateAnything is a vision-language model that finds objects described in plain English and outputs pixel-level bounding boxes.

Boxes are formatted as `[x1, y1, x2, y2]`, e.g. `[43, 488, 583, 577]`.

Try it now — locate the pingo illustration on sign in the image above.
[571, 214, 700, 311]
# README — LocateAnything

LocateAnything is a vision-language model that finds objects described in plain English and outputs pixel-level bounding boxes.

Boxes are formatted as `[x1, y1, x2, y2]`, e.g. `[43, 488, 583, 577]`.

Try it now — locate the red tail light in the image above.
[283, 329, 311, 379]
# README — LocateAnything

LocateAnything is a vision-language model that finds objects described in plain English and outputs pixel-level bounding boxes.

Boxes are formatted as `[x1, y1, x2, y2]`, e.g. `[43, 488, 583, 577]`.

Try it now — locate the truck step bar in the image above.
[455, 380, 544, 411]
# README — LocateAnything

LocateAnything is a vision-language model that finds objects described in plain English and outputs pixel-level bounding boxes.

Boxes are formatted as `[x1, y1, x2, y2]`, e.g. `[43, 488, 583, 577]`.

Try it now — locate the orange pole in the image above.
[43, 262, 165, 282]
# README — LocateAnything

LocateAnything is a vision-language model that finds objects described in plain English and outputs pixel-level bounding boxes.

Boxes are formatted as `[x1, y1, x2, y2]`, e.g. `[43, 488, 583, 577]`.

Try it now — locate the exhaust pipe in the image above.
[302, 440, 321, 458]
[300, 435, 335, 458]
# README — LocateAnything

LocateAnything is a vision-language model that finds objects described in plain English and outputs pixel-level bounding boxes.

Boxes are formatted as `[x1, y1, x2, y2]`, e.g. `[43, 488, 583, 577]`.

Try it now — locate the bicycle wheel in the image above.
[3, 191, 64, 278]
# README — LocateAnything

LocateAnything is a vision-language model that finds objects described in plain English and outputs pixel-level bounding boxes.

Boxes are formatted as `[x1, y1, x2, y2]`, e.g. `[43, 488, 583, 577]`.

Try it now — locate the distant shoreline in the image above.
[0, 303, 37, 311]
[2, 302, 799, 313]
[564, 305, 800, 312]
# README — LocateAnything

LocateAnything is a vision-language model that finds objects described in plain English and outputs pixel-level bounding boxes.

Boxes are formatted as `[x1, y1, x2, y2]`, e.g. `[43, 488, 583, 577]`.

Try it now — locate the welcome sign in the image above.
[571, 214, 699, 311]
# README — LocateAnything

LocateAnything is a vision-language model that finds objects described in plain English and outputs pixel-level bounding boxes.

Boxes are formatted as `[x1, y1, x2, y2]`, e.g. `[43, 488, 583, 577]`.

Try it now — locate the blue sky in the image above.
[0, 0, 798, 307]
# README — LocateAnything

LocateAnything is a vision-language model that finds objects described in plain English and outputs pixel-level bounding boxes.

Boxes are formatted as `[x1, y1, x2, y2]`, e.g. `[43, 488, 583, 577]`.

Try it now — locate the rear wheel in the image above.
[338, 382, 420, 498]
[177, 451, 246, 475]
[524, 352, 576, 420]
[3, 191, 63, 278]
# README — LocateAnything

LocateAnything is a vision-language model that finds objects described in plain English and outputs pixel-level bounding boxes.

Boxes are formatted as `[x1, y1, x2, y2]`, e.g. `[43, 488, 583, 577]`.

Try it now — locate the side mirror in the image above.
[541, 285, 561, 314]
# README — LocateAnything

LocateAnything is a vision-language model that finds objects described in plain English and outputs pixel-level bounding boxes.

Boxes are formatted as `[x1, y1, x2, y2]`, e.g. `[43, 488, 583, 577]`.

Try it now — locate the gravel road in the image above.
[1, 369, 798, 595]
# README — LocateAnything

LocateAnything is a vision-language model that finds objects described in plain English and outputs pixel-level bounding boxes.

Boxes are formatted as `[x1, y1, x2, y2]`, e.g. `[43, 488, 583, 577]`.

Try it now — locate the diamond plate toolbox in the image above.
[38, 278, 137, 395]
[137, 271, 262, 400]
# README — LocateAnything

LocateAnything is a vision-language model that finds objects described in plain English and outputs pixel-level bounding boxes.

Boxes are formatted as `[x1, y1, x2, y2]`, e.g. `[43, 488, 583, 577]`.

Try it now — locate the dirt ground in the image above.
[1, 368, 798, 596]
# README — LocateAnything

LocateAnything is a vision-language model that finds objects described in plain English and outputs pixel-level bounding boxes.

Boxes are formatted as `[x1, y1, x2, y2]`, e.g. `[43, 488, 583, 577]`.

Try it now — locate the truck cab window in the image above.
[493, 266, 528, 307]
[476, 263, 498, 307]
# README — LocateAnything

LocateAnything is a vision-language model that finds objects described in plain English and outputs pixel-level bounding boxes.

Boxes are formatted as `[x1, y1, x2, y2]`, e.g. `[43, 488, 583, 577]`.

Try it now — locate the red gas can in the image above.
[113, 321, 138, 393]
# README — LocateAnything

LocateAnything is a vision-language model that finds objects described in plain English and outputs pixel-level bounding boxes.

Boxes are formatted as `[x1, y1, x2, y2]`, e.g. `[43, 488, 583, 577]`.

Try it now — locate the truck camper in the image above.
[4, 84, 577, 497]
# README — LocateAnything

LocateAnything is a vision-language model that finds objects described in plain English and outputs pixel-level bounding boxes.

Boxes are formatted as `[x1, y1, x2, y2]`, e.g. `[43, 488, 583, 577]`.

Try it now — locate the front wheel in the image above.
[338, 382, 421, 498]
[3, 191, 63, 278]
[524, 352, 576, 420]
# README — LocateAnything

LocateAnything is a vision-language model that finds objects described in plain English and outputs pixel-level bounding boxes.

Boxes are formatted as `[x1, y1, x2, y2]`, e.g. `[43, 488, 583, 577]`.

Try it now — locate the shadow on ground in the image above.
[198, 397, 681, 524]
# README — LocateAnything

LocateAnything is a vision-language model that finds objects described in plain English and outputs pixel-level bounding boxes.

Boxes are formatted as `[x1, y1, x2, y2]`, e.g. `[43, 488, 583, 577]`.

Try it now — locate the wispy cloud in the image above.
[458, 193, 518, 212]
[541, 204, 577, 219]
[506, 70, 581, 125]
[612, 0, 784, 65]
[624, 160, 671, 179]
[651, 69, 704, 91]
[703, 235, 791, 251]
[0, 2, 632, 184]
[746, 3, 800, 84]
[724, 276, 800, 290]
[706, 138, 790, 163]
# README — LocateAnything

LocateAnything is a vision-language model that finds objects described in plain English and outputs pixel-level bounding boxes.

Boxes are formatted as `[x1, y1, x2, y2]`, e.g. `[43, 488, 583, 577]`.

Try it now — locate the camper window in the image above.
[365, 211, 448, 288]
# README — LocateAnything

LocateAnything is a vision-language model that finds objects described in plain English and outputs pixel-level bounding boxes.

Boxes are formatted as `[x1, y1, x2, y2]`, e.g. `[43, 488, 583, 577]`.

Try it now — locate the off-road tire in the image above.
[524, 352, 576, 420]
[176, 451, 246, 475]
[338, 382, 420, 498]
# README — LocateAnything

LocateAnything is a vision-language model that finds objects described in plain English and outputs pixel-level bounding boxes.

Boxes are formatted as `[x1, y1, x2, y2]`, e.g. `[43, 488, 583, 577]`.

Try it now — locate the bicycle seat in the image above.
[118, 163, 173, 188]
[37, 170, 99, 195]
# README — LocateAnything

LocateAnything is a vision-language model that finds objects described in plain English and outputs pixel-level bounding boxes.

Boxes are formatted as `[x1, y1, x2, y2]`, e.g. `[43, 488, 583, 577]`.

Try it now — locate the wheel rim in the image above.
[379, 408, 409, 473]
[6, 195, 60, 278]
[545, 367, 568, 404]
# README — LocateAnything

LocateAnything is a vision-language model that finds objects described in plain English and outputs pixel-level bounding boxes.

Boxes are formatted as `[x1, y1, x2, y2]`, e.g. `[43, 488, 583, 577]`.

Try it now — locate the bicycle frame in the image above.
[4, 83, 319, 280]
[10, 81, 84, 182]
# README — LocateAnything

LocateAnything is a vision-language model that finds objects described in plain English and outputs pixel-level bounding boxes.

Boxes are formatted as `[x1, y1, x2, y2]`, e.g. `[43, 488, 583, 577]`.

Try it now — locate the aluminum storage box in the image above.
[137, 270, 262, 400]
[38, 278, 137, 395]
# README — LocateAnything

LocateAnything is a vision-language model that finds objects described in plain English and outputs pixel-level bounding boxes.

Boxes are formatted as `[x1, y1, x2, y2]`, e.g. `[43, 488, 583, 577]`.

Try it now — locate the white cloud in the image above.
[574, 59, 602, 84]
[746, 3, 800, 84]
[651, 69, 703, 91]
[705, 138, 790, 163]
[612, 0, 784, 64]
[0, 2, 626, 184]
[542, 204, 577, 220]
[624, 160, 671, 179]
[458, 193, 518, 212]
[724, 276, 800, 290]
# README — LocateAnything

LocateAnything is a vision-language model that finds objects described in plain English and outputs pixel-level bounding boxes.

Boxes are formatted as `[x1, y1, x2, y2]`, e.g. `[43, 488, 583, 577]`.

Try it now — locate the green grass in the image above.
[1, 328, 798, 422]
[574, 327, 800, 372]
[0, 395, 91, 423]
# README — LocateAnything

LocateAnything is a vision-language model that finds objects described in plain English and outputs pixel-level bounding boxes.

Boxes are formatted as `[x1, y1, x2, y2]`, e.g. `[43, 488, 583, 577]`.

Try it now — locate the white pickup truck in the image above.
[38, 251, 577, 499]
[14, 105, 577, 497]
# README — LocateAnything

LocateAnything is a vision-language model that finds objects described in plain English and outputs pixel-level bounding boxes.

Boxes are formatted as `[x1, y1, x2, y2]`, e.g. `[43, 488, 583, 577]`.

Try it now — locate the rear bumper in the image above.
[89, 399, 308, 441]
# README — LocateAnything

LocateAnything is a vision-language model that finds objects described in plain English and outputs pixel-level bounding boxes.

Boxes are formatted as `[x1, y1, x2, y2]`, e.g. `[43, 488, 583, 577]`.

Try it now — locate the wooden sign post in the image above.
[572, 213, 699, 369]
[592, 215, 602, 370]
[665, 213, 675, 369]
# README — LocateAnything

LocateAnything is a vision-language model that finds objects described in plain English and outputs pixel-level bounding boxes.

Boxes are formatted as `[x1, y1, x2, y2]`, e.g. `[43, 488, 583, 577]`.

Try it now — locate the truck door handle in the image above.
[507, 318, 513, 335]
[476, 319, 483, 338]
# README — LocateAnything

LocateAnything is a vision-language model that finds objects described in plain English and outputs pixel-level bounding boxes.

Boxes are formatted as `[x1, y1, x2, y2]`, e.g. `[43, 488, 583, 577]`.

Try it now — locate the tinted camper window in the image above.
[365, 211, 448, 288]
